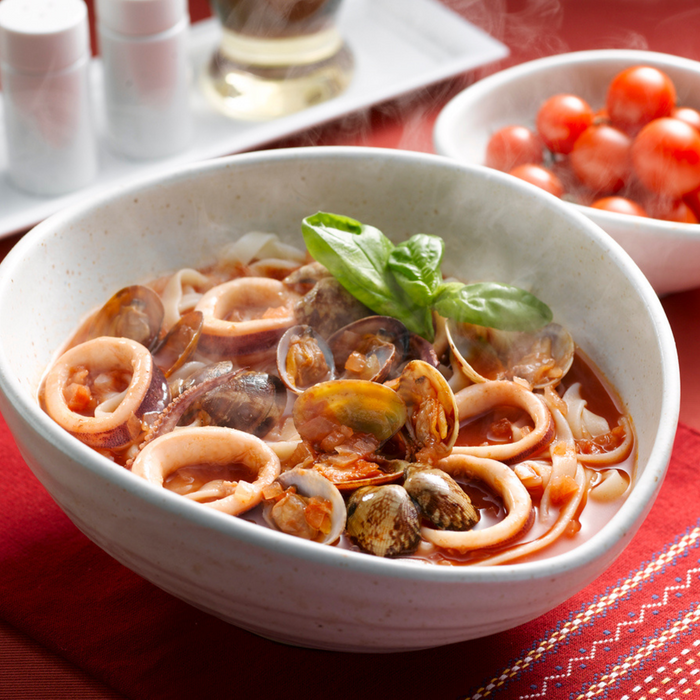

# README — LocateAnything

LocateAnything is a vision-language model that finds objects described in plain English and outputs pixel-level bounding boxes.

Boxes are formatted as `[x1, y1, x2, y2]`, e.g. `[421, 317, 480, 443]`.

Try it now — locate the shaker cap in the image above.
[0, 0, 90, 74]
[95, 0, 188, 37]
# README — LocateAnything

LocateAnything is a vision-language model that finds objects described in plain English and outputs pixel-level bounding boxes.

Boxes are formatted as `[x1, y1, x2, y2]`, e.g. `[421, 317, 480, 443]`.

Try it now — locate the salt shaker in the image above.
[0, 0, 98, 196]
[96, 0, 193, 160]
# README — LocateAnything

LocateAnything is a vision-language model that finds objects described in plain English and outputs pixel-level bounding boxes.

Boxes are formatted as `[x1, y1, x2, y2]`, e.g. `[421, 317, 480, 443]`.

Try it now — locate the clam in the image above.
[263, 467, 347, 544]
[182, 369, 287, 438]
[327, 316, 410, 382]
[346, 484, 421, 557]
[392, 360, 459, 464]
[427, 453, 533, 553]
[75, 284, 164, 350]
[293, 276, 372, 339]
[43, 336, 170, 449]
[152, 310, 203, 378]
[407, 332, 440, 369]
[142, 363, 286, 446]
[446, 320, 575, 389]
[403, 465, 479, 531]
[180, 360, 237, 391]
[292, 379, 408, 489]
[276, 325, 336, 394]
[312, 455, 406, 492]
[293, 379, 407, 447]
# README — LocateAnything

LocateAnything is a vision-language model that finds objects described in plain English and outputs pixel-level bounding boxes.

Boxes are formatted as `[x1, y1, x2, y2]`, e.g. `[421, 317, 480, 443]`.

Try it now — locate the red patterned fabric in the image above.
[1, 407, 698, 700]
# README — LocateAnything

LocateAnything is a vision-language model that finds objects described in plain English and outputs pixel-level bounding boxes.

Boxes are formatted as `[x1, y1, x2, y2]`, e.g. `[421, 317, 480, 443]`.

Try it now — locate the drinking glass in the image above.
[202, 0, 353, 120]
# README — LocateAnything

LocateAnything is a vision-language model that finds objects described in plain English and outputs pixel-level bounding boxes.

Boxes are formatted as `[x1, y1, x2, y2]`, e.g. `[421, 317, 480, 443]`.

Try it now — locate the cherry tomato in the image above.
[485, 125, 544, 172]
[672, 106, 700, 132]
[536, 94, 593, 154]
[683, 185, 700, 220]
[569, 124, 632, 193]
[593, 107, 611, 125]
[606, 66, 676, 134]
[508, 164, 564, 197]
[631, 117, 700, 197]
[645, 195, 699, 223]
[590, 196, 648, 217]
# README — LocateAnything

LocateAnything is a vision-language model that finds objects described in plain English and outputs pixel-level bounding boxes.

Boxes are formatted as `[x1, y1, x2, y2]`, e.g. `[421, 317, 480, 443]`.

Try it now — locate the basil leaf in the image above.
[432, 282, 553, 332]
[387, 234, 444, 306]
[302, 213, 435, 339]
[302, 212, 395, 307]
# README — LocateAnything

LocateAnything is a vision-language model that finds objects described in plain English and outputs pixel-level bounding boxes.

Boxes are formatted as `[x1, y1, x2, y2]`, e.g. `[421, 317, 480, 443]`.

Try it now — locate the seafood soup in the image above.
[40, 213, 635, 566]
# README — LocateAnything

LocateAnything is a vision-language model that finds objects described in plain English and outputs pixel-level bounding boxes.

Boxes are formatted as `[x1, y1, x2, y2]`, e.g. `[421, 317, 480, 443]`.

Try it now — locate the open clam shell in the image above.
[74, 284, 165, 351]
[393, 360, 459, 463]
[152, 310, 203, 378]
[293, 379, 408, 446]
[263, 467, 347, 545]
[446, 320, 575, 389]
[276, 325, 336, 394]
[327, 315, 410, 382]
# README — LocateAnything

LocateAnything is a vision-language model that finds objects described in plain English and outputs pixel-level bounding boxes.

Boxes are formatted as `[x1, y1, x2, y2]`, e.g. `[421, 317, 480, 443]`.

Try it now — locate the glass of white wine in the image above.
[202, 0, 353, 120]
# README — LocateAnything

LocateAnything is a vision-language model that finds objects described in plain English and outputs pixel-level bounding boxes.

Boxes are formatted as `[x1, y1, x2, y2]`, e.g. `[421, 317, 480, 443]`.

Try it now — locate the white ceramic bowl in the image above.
[0, 147, 679, 652]
[434, 49, 700, 296]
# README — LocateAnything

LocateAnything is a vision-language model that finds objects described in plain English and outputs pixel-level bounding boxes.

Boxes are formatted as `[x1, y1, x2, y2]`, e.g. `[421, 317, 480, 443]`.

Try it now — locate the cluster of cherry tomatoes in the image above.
[485, 65, 700, 223]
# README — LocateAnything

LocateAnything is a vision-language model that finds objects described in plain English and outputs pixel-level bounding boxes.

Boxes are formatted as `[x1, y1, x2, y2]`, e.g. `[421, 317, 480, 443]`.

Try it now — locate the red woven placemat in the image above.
[1, 411, 697, 700]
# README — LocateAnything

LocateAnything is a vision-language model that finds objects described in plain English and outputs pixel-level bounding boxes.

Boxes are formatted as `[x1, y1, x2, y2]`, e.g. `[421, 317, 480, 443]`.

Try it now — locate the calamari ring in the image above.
[130, 426, 280, 516]
[195, 277, 297, 357]
[44, 336, 169, 449]
[424, 453, 532, 552]
[452, 380, 555, 464]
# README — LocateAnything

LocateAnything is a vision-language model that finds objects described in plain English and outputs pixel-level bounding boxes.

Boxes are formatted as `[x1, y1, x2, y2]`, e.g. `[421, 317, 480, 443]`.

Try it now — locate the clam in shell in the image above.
[263, 467, 347, 545]
[327, 315, 410, 382]
[393, 360, 459, 464]
[152, 310, 203, 378]
[346, 484, 421, 558]
[276, 325, 336, 394]
[403, 465, 479, 531]
[446, 320, 575, 389]
[75, 284, 165, 350]
[293, 379, 408, 447]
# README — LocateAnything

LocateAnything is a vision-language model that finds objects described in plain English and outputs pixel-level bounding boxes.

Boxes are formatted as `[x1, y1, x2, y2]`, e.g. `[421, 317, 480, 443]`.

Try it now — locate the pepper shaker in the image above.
[96, 0, 193, 160]
[0, 0, 98, 196]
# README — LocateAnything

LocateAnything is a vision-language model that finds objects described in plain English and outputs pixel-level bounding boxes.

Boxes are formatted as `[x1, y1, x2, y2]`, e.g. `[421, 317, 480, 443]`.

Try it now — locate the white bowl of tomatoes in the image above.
[434, 50, 700, 295]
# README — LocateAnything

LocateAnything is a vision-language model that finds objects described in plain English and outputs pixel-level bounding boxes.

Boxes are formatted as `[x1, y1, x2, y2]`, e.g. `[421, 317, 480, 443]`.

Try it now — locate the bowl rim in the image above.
[0, 145, 681, 584]
[433, 48, 700, 237]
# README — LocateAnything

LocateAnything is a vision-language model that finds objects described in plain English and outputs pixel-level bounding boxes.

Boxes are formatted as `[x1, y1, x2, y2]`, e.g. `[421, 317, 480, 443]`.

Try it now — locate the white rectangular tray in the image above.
[0, 0, 508, 239]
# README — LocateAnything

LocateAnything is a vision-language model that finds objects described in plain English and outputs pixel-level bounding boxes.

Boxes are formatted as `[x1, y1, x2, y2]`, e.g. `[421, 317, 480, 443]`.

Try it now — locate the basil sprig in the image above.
[301, 212, 552, 342]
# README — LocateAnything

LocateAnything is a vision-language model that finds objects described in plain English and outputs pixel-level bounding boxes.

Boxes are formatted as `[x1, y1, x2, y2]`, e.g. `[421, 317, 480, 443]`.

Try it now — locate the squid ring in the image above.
[452, 380, 555, 464]
[130, 426, 280, 516]
[43, 336, 169, 449]
[195, 277, 297, 357]
[424, 453, 532, 552]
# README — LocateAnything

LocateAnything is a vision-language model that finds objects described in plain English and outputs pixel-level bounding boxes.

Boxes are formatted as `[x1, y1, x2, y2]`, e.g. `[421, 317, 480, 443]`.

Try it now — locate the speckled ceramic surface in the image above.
[0, 147, 680, 651]
[434, 49, 700, 296]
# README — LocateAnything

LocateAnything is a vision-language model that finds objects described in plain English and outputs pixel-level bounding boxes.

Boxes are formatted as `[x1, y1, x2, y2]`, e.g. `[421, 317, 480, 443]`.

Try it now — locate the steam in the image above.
[457, 0, 567, 60]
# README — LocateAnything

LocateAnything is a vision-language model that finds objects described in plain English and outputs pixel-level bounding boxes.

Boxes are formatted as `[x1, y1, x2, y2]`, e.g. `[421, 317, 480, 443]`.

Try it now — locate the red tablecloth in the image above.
[1, 411, 699, 700]
[2, 1, 700, 698]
